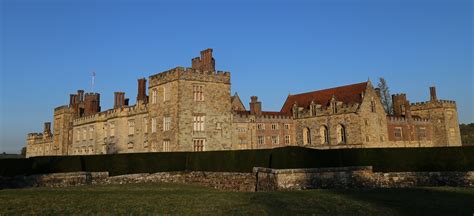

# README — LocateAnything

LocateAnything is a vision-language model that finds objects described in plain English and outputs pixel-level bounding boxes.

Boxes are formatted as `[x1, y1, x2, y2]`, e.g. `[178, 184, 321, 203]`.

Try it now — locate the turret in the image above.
[43, 122, 51, 136]
[392, 93, 411, 118]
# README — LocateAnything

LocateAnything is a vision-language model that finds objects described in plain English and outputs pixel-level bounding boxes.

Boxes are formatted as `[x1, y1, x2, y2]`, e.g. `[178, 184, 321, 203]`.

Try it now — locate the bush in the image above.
[1, 146, 473, 176]
[0, 158, 31, 177]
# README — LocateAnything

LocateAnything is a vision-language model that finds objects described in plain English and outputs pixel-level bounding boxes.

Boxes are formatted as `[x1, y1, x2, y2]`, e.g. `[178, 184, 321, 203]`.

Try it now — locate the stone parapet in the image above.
[149, 67, 230, 88]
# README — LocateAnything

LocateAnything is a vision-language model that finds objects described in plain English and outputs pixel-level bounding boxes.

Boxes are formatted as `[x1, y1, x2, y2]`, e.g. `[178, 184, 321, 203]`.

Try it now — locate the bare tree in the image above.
[20, 147, 26, 157]
[377, 77, 393, 115]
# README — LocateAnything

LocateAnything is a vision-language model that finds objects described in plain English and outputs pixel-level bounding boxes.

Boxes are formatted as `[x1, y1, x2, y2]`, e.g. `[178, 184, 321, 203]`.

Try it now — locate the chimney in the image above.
[249, 96, 262, 115]
[43, 122, 51, 135]
[77, 90, 84, 102]
[430, 86, 437, 101]
[137, 78, 147, 103]
[191, 48, 215, 71]
[69, 94, 77, 106]
[114, 92, 125, 108]
[84, 93, 100, 116]
[124, 98, 129, 106]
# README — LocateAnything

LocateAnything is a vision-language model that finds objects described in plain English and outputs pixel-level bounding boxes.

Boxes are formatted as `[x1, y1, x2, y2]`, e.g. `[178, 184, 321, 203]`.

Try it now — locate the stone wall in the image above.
[253, 166, 474, 191]
[0, 171, 255, 192]
[2, 167, 473, 191]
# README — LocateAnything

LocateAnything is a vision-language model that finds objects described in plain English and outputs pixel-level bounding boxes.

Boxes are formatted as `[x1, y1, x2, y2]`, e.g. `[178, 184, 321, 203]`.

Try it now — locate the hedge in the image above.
[0, 146, 473, 177]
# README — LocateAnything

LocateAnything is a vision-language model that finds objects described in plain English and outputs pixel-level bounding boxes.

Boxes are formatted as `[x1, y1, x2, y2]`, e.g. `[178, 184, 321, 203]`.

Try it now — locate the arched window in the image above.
[370, 97, 376, 112]
[302, 127, 311, 145]
[320, 126, 329, 144]
[336, 124, 346, 144]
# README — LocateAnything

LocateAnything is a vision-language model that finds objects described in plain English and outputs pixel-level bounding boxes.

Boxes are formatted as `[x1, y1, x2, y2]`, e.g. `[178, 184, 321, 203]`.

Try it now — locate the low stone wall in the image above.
[253, 166, 474, 191]
[2, 167, 473, 191]
[0, 171, 255, 192]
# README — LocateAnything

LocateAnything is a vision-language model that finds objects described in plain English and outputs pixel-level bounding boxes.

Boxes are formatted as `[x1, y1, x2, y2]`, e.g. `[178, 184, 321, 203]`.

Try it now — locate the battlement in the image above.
[410, 99, 457, 111]
[73, 103, 148, 126]
[387, 115, 430, 123]
[149, 66, 231, 87]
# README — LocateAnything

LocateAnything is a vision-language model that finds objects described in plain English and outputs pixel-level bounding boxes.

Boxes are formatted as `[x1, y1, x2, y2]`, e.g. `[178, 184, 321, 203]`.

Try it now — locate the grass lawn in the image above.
[1, 183, 473, 215]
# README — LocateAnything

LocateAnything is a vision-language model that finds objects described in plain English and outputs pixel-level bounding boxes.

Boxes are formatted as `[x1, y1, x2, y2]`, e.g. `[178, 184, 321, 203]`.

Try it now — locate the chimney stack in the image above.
[114, 92, 126, 108]
[43, 122, 51, 135]
[84, 93, 100, 116]
[191, 48, 215, 71]
[430, 86, 437, 101]
[77, 90, 84, 102]
[137, 78, 147, 103]
[249, 96, 262, 115]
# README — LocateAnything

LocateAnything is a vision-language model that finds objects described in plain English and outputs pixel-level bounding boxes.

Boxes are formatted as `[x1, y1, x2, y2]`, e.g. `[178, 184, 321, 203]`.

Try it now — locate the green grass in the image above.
[1, 183, 473, 215]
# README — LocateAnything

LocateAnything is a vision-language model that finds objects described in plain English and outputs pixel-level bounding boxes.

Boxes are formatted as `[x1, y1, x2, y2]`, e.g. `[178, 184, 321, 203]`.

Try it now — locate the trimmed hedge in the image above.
[1, 146, 473, 177]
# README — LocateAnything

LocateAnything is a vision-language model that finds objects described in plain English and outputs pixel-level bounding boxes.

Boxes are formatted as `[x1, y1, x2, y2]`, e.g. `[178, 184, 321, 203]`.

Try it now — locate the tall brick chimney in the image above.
[191, 48, 215, 71]
[249, 96, 262, 115]
[114, 92, 125, 108]
[430, 86, 437, 101]
[77, 90, 84, 102]
[43, 122, 51, 135]
[137, 78, 147, 103]
[84, 93, 100, 116]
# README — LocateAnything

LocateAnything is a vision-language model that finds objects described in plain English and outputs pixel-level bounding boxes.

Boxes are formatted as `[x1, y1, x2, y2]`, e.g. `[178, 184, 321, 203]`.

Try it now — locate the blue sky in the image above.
[1, 0, 472, 153]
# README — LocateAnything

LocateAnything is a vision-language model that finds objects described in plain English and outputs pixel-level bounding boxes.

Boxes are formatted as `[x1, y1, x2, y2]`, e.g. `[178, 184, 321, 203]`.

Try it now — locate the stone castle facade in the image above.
[26, 49, 462, 157]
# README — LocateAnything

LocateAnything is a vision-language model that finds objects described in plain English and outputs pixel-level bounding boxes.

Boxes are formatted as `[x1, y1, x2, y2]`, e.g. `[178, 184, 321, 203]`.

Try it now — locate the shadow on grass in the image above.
[326, 187, 474, 216]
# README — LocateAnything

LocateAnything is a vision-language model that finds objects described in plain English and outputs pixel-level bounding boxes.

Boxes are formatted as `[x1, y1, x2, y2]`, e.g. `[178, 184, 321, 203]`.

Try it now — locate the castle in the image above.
[26, 49, 462, 157]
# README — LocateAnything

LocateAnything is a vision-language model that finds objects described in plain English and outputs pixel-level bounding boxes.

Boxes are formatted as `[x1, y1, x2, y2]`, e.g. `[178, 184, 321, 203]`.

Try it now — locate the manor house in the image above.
[26, 49, 462, 157]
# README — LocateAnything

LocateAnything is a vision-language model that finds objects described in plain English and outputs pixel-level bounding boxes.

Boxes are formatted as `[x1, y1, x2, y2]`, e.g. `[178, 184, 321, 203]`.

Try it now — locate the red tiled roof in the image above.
[280, 82, 368, 115]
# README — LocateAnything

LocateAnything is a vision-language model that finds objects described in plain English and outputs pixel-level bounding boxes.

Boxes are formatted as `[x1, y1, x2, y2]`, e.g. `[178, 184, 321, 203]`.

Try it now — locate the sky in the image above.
[1, 0, 472, 153]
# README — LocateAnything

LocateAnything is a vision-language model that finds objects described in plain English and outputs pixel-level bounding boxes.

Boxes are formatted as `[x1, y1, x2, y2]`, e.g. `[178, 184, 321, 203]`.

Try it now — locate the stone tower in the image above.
[410, 86, 462, 146]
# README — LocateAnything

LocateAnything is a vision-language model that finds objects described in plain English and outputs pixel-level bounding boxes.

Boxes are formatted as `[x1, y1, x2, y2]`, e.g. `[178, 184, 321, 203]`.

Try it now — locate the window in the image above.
[257, 136, 265, 145]
[163, 117, 171, 131]
[82, 128, 87, 141]
[303, 127, 311, 145]
[257, 123, 265, 130]
[336, 124, 346, 144]
[110, 122, 115, 137]
[394, 127, 403, 139]
[89, 126, 94, 140]
[193, 139, 205, 151]
[104, 123, 108, 138]
[371, 97, 376, 112]
[143, 117, 148, 134]
[76, 129, 80, 141]
[193, 115, 205, 131]
[237, 127, 247, 132]
[128, 120, 135, 136]
[163, 86, 169, 101]
[284, 124, 290, 130]
[163, 140, 170, 152]
[152, 89, 157, 104]
[320, 126, 329, 144]
[271, 123, 278, 130]
[151, 118, 157, 133]
[419, 127, 427, 139]
[271, 136, 279, 144]
[285, 135, 290, 145]
[193, 85, 204, 101]
[239, 138, 247, 144]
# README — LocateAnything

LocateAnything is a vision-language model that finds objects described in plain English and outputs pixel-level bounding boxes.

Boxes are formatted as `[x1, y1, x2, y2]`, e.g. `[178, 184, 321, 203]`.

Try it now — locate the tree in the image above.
[20, 147, 26, 157]
[377, 77, 393, 115]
